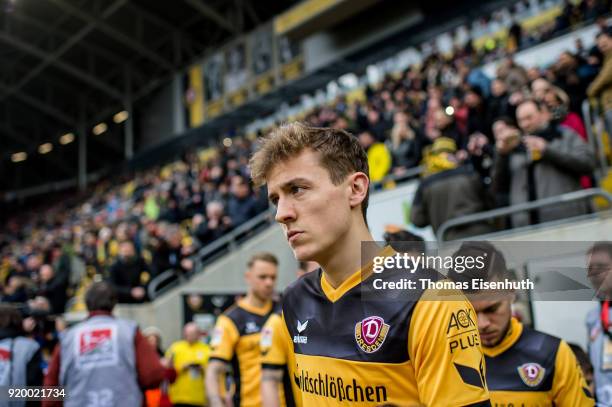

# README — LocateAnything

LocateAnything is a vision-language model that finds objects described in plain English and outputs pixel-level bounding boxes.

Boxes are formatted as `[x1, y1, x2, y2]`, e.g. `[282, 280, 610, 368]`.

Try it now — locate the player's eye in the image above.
[290, 185, 305, 195]
[486, 303, 500, 313]
[269, 196, 278, 207]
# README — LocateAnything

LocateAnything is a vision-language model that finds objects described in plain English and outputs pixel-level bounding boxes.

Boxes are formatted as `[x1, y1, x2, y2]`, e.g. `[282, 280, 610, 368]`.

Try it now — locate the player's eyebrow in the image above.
[483, 302, 501, 313]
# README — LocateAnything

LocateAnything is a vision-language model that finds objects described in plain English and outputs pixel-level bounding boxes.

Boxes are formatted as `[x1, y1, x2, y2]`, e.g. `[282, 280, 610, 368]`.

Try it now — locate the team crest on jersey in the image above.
[517, 362, 546, 387]
[261, 327, 273, 348]
[355, 316, 389, 353]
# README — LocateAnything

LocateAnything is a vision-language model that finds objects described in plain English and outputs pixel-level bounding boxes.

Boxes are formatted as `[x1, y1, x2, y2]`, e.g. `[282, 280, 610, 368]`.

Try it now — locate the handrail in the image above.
[147, 208, 275, 300]
[194, 209, 274, 260]
[436, 188, 612, 242]
[147, 269, 180, 301]
[582, 99, 608, 180]
[64, 296, 79, 313]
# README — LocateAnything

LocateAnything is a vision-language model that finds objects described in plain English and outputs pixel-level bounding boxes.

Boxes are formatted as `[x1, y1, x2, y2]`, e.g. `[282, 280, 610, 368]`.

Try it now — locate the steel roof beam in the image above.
[48, 0, 174, 70]
[182, 0, 238, 34]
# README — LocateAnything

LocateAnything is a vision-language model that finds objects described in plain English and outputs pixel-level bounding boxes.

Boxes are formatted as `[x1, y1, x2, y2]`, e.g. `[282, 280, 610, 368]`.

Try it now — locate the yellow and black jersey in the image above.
[210, 298, 277, 407]
[261, 312, 298, 407]
[279, 252, 491, 406]
[484, 318, 594, 407]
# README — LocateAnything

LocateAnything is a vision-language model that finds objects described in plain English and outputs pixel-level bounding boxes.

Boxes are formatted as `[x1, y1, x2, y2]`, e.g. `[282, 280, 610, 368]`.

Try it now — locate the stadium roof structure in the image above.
[0, 0, 297, 192]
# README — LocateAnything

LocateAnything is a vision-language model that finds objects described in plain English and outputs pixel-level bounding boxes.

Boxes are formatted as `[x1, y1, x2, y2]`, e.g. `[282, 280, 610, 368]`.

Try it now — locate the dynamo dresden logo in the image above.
[355, 316, 390, 353]
[517, 362, 546, 387]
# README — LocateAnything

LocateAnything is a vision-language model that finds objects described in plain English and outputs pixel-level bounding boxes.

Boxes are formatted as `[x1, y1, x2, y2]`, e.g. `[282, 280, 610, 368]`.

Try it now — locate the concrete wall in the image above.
[481, 21, 604, 77]
[303, 3, 423, 73]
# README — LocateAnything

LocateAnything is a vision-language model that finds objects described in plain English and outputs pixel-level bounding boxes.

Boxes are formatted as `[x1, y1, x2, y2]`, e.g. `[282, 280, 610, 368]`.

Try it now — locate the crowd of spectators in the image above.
[0, 1, 609, 369]
[0, 136, 269, 319]
[300, 8, 610, 239]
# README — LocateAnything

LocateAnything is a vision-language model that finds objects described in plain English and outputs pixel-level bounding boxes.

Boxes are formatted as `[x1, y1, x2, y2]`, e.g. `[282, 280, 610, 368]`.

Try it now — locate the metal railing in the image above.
[147, 208, 275, 300]
[147, 269, 181, 301]
[436, 188, 612, 241]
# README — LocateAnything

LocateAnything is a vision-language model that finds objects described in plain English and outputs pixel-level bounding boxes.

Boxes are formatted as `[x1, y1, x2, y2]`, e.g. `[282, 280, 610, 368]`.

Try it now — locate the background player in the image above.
[260, 261, 317, 407]
[206, 253, 279, 407]
[448, 242, 594, 406]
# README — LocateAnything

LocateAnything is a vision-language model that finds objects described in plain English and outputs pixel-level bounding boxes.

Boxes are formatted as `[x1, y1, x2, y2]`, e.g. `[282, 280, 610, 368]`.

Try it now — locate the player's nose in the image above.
[477, 313, 490, 331]
[274, 197, 296, 224]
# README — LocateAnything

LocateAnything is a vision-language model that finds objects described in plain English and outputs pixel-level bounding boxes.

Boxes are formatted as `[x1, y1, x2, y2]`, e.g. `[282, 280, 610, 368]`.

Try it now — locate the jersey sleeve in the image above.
[551, 340, 595, 406]
[209, 314, 240, 362]
[261, 313, 288, 369]
[409, 289, 491, 406]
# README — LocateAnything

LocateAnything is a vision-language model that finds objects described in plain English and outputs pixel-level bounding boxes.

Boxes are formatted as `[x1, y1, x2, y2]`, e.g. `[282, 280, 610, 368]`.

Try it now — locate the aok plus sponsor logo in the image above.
[446, 308, 479, 354]
[446, 308, 476, 334]
[293, 367, 388, 403]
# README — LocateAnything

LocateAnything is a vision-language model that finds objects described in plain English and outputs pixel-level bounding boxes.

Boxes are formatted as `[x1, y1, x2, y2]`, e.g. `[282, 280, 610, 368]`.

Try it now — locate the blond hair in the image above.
[249, 122, 369, 220]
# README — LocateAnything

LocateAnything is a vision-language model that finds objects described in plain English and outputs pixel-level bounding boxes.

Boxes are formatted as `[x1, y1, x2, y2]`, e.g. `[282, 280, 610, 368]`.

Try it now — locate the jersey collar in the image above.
[88, 310, 113, 318]
[237, 298, 273, 316]
[482, 317, 523, 357]
[320, 245, 394, 303]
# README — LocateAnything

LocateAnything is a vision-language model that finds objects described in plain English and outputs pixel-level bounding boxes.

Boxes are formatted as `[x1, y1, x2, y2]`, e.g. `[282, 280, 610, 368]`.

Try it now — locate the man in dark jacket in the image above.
[36, 264, 68, 315]
[226, 175, 259, 228]
[486, 79, 513, 133]
[411, 137, 493, 240]
[492, 100, 595, 228]
[151, 225, 193, 276]
[108, 241, 151, 303]
[465, 86, 491, 139]
[194, 201, 233, 246]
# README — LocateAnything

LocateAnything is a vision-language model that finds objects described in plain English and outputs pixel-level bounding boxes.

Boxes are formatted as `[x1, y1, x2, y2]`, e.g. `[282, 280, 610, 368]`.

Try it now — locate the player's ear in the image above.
[347, 172, 369, 209]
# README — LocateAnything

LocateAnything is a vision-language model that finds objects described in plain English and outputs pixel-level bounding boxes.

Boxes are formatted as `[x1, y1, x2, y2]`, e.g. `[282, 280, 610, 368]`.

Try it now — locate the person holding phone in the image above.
[491, 100, 595, 228]
[165, 322, 210, 407]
